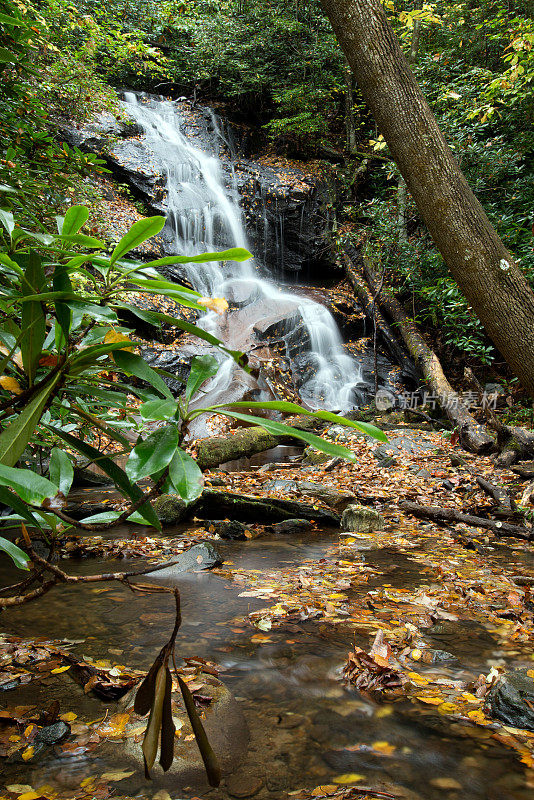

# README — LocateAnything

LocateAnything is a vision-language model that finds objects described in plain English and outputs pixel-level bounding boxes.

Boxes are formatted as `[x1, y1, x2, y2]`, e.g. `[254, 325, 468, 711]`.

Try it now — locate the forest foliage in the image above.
[1, 0, 532, 368]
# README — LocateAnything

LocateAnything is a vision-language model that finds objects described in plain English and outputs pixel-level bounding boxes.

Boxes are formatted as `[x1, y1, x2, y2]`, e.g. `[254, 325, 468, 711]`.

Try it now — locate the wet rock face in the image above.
[488, 669, 534, 732]
[233, 158, 339, 278]
[60, 98, 337, 278]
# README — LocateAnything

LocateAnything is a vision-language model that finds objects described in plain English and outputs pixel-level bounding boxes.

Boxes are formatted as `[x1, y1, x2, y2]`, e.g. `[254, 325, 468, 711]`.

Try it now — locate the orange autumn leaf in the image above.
[0, 375, 22, 394]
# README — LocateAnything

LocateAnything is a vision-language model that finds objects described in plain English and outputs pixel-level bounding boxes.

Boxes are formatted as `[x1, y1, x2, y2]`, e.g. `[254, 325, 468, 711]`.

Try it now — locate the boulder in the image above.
[341, 504, 385, 533]
[154, 494, 187, 525]
[301, 446, 330, 466]
[269, 519, 312, 535]
[296, 481, 356, 512]
[487, 669, 534, 732]
[123, 677, 249, 787]
[204, 520, 249, 540]
[146, 544, 222, 580]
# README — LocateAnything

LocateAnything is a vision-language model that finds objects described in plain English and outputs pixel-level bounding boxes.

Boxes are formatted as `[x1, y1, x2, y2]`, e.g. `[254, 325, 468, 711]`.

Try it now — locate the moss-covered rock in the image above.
[153, 493, 187, 524]
[301, 446, 330, 466]
[341, 504, 385, 533]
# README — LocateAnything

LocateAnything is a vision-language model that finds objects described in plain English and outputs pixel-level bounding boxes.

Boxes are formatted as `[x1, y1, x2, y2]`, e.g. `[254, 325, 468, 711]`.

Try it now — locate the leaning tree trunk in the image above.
[320, 0, 534, 397]
[362, 258, 496, 454]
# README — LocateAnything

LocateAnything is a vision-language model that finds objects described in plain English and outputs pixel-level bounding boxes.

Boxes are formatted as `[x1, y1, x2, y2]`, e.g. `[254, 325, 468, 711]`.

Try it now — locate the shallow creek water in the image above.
[1, 526, 532, 800]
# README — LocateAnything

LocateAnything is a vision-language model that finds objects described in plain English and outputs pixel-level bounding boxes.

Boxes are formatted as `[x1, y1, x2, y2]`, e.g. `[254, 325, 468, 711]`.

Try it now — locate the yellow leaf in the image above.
[51, 665, 71, 674]
[430, 778, 462, 790]
[311, 787, 338, 797]
[333, 773, 364, 784]
[198, 296, 229, 314]
[416, 696, 444, 705]
[374, 705, 393, 718]
[411, 649, 422, 661]
[372, 740, 396, 755]
[80, 777, 95, 788]
[527, 669, 534, 679]
[23, 724, 35, 738]
[0, 375, 22, 395]
[99, 771, 135, 781]
[104, 329, 134, 350]
[60, 712, 77, 722]
[21, 746, 34, 761]
[18, 793, 40, 800]
[408, 672, 431, 685]
[468, 709, 491, 725]
[99, 712, 130, 738]
[438, 702, 459, 714]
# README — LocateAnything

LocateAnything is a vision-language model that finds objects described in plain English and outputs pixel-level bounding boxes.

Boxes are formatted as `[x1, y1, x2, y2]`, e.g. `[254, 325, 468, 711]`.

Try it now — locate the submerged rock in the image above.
[269, 519, 312, 535]
[147, 544, 222, 580]
[204, 520, 249, 540]
[488, 669, 534, 732]
[154, 494, 187, 525]
[341, 504, 385, 533]
[123, 677, 249, 786]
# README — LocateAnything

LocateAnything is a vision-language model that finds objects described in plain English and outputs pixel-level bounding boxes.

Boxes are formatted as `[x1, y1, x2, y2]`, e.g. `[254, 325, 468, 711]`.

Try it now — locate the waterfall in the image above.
[123, 93, 364, 411]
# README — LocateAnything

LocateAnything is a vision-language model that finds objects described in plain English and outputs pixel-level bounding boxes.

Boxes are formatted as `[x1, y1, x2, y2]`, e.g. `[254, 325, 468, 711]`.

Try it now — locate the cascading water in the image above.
[123, 93, 364, 411]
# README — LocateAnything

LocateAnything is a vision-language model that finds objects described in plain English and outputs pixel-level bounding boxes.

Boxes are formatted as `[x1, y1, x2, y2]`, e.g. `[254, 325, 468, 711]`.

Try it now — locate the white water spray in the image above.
[124, 93, 363, 410]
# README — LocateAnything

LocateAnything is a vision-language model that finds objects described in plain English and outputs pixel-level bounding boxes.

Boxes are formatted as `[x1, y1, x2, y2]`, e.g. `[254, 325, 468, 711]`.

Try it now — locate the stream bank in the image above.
[2, 420, 534, 800]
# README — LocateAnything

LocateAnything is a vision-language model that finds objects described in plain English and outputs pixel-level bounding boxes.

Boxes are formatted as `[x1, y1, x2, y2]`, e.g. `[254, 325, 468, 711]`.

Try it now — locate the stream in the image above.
[1, 521, 532, 800]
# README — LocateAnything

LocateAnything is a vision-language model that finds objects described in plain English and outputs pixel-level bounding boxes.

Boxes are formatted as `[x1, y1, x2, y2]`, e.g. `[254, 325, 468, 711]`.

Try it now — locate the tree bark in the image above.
[320, 0, 534, 396]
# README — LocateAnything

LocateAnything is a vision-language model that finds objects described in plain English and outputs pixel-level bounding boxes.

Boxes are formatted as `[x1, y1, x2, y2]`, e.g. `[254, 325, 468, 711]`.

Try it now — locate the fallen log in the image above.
[400, 500, 533, 541]
[190, 489, 340, 526]
[196, 427, 281, 470]
[358, 256, 496, 456]
[485, 415, 534, 467]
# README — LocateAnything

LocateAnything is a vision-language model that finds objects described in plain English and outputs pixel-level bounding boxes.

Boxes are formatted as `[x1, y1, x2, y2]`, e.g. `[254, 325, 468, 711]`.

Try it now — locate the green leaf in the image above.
[114, 303, 249, 370]
[0, 465, 58, 506]
[60, 205, 90, 236]
[213, 401, 387, 441]
[0, 536, 29, 570]
[126, 425, 179, 482]
[20, 251, 46, 386]
[185, 355, 219, 402]
[64, 300, 117, 322]
[126, 279, 203, 310]
[0, 373, 61, 467]
[0, 209, 15, 238]
[53, 266, 73, 342]
[78, 510, 155, 525]
[55, 233, 104, 249]
[203, 410, 358, 461]
[140, 399, 178, 421]
[0, 485, 43, 530]
[46, 425, 161, 531]
[110, 217, 166, 266]
[144, 247, 252, 267]
[49, 448, 74, 496]
[168, 448, 204, 503]
[113, 350, 173, 400]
